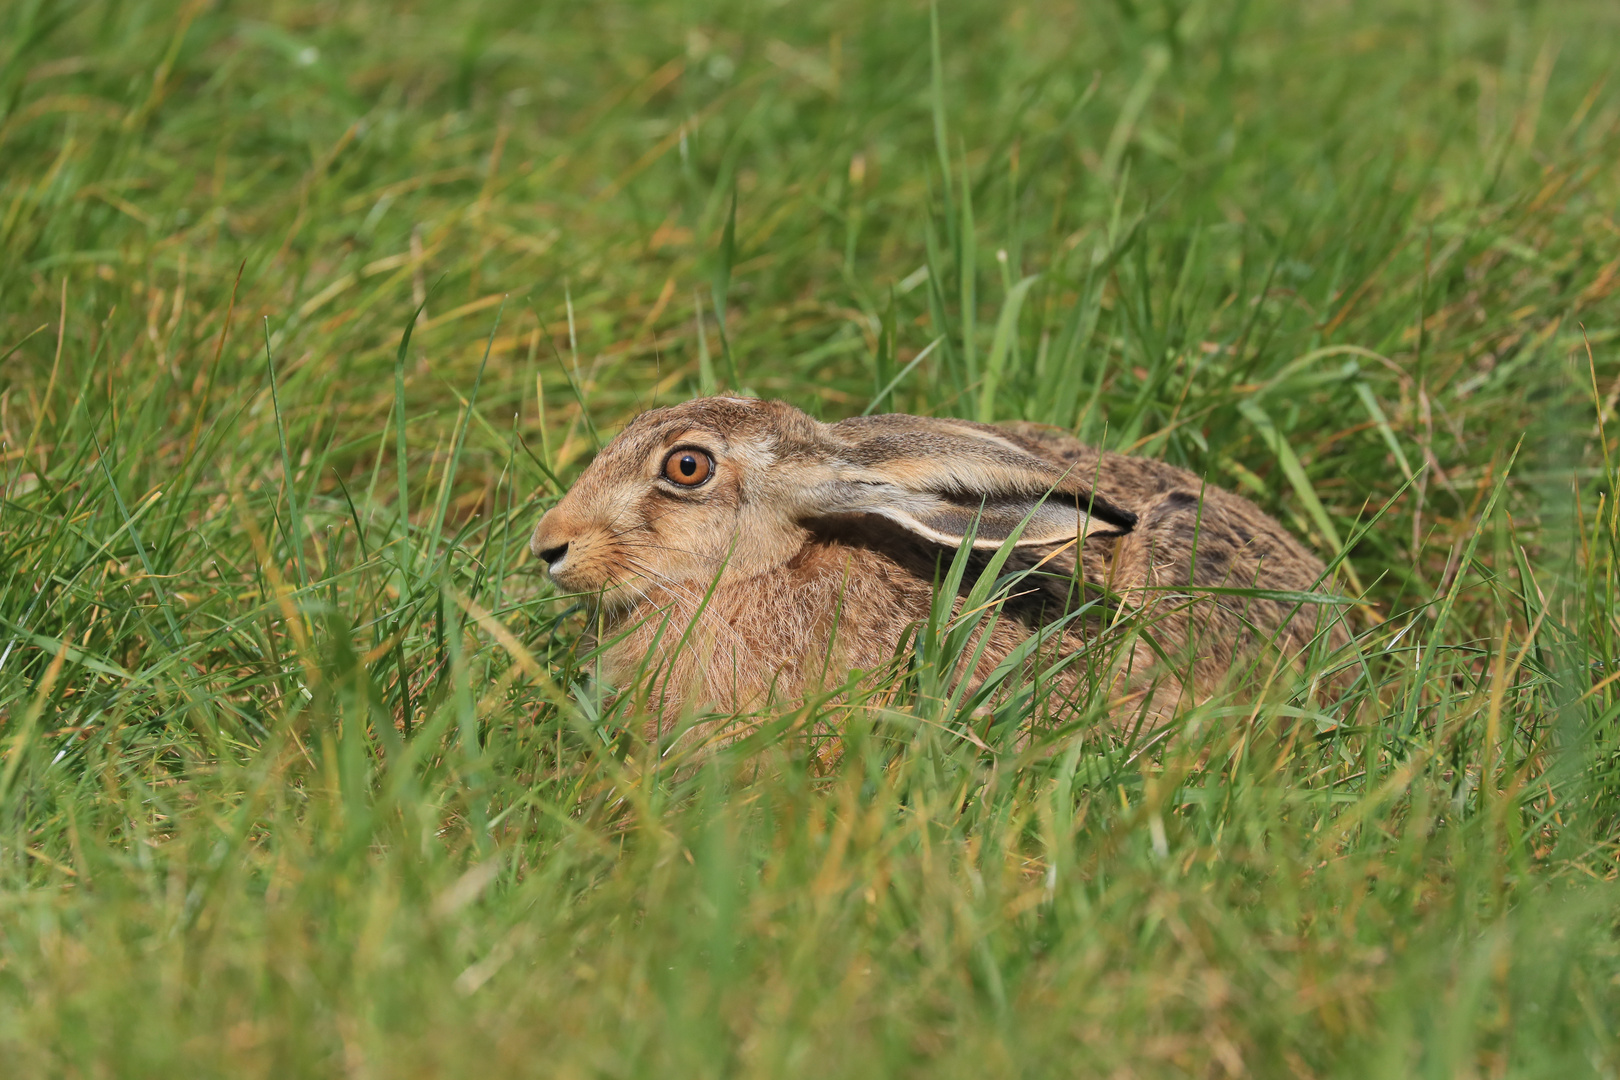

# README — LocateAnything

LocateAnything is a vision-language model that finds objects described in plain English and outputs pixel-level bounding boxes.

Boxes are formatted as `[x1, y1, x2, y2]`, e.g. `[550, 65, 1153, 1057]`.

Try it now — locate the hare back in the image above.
[999, 421, 1350, 691]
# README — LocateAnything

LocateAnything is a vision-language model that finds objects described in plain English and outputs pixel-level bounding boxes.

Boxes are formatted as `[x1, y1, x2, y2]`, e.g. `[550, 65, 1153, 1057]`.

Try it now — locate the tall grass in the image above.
[2, 0, 1619, 1074]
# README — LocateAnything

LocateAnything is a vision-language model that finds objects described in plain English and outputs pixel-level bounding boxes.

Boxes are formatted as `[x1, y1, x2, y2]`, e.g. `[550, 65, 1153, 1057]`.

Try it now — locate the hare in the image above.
[529, 396, 1348, 735]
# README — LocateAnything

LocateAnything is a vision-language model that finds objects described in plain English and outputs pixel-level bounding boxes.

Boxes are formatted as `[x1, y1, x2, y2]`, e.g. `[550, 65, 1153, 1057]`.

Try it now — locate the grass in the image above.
[2, 0, 1620, 1074]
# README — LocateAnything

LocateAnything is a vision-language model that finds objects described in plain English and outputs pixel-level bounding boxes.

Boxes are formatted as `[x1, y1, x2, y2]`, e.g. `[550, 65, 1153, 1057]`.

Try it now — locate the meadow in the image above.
[2, 0, 1620, 1075]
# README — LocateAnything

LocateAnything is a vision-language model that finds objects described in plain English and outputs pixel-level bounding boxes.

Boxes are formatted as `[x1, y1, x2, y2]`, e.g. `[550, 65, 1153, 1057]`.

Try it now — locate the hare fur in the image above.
[529, 396, 1347, 733]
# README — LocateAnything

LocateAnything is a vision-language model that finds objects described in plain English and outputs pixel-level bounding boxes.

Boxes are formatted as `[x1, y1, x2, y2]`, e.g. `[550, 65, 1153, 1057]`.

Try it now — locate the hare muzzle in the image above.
[530, 508, 582, 586]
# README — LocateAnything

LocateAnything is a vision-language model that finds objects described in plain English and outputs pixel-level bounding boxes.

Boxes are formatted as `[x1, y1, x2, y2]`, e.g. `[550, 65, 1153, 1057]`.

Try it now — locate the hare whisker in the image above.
[604, 502, 684, 538]
[618, 538, 724, 563]
[617, 581, 724, 701]
[620, 557, 753, 655]
[619, 574, 730, 703]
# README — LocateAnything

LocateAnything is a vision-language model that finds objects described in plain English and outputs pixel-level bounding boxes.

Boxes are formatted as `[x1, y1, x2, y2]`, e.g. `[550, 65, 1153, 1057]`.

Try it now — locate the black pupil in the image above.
[678, 455, 697, 476]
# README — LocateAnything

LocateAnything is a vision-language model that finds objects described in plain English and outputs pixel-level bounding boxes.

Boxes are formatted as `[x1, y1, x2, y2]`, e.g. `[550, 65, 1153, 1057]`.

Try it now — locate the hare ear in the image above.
[811, 415, 1136, 549]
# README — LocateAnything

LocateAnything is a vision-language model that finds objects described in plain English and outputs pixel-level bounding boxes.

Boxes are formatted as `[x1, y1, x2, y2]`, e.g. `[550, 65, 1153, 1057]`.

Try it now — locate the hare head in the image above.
[528, 396, 1135, 612]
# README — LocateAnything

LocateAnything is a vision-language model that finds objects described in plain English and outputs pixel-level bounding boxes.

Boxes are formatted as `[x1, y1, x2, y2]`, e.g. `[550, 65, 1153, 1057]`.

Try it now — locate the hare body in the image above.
[530, 397, 1346, 732]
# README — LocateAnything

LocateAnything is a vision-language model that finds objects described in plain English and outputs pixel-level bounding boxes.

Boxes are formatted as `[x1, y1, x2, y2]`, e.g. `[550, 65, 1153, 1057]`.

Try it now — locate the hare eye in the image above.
[662, 449, 713, 487]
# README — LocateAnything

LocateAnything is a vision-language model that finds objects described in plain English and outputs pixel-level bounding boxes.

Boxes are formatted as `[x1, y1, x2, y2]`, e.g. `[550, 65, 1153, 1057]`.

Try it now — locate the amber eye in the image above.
[661, 448, 714, 487]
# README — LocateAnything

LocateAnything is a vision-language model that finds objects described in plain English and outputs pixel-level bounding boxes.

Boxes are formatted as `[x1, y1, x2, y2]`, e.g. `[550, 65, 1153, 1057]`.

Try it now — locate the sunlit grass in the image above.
[3, 0, 1620, 1075]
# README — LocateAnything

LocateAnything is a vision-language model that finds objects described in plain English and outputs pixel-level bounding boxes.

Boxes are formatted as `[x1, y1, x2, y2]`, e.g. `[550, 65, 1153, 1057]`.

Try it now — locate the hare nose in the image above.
[530, 507, 570, 568]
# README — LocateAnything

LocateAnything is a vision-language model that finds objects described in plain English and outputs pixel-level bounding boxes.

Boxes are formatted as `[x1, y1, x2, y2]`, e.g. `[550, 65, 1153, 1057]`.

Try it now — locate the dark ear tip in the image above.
[1081, 493, 1137, 531]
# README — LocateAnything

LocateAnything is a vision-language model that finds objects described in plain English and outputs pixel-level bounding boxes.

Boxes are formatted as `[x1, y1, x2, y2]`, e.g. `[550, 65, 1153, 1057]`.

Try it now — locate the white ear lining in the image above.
[807, 480, 1111, 549]
[869, 503, 1084, 550]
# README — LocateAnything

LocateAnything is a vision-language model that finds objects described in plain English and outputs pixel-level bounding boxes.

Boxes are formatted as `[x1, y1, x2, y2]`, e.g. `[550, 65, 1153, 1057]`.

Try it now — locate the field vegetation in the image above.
[3, 0, 1620, 1074]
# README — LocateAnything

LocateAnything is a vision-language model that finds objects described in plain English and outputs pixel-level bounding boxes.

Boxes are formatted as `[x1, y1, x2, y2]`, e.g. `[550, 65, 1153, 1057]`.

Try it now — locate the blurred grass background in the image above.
[2, 0, 1620, 1075]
